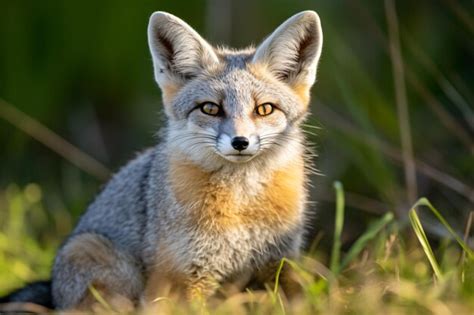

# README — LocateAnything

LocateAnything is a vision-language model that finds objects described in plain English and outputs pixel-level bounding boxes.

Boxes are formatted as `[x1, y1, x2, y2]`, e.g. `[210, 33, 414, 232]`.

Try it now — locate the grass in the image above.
[0, 182, 472, 314]
[0, 184, 57, 295]
[330, 181, 345, 275]
[0, 1, 472, 313]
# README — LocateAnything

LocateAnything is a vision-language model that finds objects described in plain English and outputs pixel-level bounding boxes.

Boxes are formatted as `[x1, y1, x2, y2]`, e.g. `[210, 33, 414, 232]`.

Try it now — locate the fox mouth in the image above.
[223, 154, 257, 163]
[214, 151, 258, 163]
[226, 154, 253, 157]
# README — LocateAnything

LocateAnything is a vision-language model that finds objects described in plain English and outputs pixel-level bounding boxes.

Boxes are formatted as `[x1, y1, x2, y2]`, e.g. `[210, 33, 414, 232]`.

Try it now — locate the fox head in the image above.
[148, 11, 323, 169]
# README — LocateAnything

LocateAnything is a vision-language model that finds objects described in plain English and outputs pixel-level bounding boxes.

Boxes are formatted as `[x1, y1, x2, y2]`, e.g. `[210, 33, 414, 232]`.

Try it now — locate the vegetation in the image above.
[0, 0, 472, 313]
[0, 181, 472, 314]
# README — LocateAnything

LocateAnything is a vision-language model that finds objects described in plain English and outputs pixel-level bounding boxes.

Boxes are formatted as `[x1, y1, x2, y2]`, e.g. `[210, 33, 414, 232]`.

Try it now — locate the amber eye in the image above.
[200, 102, 221, 116]
[255, 103, 274, 116]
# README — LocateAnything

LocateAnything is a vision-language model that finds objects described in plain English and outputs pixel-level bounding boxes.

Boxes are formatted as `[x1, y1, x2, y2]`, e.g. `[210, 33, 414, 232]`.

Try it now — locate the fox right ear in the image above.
[147, 12, 219, 90]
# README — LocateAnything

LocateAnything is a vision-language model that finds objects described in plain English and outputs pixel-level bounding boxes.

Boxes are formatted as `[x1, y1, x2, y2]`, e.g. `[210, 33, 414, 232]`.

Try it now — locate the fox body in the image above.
[4, 10, 323, 310]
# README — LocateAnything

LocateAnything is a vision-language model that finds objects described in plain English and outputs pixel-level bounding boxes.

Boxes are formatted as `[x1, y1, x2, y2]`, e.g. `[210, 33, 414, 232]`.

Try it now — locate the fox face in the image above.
[148, 11, 323, 168]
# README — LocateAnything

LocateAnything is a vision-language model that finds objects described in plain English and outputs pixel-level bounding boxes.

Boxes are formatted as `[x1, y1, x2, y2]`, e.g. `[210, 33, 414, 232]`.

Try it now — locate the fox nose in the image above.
[231, 136, 249, 151]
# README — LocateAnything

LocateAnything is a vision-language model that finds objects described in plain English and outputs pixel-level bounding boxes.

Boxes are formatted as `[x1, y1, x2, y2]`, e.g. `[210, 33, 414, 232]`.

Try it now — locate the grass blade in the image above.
[88, 284, 113, 312]
[330, 181, 345, 274]
[0, 98, 111, 181]
[273, 258, 308, 295]
[409, 208, 443, 280]
[460, 211, 474, 266]
[411, 198, 473, 258]
[385, 0, 418, 204]
[274, 258, 287, 296]
[340, 212, 394, 270]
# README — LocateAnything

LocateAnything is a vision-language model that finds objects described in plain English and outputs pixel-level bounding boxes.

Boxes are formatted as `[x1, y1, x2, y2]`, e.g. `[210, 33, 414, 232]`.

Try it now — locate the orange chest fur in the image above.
[169, 160, 306, 230]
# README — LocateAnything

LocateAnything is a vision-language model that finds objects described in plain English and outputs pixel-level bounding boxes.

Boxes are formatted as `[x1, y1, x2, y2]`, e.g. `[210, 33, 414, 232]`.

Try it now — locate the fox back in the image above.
[1, 11, 323, 311]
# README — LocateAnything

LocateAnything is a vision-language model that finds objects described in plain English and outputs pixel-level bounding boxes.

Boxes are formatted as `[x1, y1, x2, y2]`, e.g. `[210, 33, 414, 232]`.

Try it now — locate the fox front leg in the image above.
[185, 271, 220, 302]
[142, 274, 217, 315]
[143, 269, 218, 304]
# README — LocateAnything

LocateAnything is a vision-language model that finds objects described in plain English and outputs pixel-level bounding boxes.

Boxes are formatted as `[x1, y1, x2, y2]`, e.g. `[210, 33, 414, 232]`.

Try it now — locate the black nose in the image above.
[231, 136, 249, 151]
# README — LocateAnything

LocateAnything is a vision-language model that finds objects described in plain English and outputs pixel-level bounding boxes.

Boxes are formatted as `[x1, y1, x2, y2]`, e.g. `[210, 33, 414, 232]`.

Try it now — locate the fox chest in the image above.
[166, 186, 304, 278]
[161, 161, 306, 278]
[170, 162, 306, 231]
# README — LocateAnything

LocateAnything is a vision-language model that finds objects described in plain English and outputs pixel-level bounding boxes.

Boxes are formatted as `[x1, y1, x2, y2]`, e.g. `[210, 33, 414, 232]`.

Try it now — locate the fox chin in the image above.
[0, 10, 323, 312]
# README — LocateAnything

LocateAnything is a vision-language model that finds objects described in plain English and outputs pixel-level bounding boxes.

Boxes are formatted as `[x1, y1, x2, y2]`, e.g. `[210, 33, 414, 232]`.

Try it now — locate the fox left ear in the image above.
[252, 11, 323, 89]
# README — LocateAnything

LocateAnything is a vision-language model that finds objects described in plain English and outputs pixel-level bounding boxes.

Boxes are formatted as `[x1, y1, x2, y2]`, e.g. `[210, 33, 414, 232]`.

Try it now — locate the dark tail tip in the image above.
[0, 281, 53, 312]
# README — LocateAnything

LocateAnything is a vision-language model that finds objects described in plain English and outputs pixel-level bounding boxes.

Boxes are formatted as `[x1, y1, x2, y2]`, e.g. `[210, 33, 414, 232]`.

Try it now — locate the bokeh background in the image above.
[0, 0, 472, 295]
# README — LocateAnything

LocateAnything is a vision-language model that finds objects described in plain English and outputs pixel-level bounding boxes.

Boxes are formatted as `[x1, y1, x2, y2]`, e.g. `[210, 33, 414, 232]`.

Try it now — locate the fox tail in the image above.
[0, 281, 53, 312]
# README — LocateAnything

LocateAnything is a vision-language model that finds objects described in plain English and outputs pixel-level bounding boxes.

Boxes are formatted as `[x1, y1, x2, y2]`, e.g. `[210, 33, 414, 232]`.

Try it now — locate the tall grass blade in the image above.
[411, 198, 474, 258]
[0, 98, 111, 181]
[409, 209, 443, 280]
[460, 211, 474, 266]
[330, 181, 345, 274]
[340, 212, 394, 270]
[385, 0, 418, 204]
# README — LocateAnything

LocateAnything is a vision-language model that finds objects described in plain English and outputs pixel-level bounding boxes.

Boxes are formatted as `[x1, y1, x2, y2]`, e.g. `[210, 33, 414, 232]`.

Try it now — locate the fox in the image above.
[1, 10, 323, 311]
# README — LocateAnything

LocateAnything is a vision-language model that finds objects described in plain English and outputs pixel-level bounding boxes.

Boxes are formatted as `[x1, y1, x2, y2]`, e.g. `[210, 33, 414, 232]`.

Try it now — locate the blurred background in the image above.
[0, 0, 472, 295]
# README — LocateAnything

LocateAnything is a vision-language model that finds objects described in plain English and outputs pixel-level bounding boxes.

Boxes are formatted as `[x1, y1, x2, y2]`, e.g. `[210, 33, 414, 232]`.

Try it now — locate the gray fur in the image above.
[253, 10, 323, 86]
[51, 10, 323, 309]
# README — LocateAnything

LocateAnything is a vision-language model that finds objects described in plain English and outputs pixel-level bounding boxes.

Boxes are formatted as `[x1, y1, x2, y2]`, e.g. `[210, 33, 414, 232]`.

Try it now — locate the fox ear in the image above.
[148, 12, 219, 89]
[252, 11, 323, 88]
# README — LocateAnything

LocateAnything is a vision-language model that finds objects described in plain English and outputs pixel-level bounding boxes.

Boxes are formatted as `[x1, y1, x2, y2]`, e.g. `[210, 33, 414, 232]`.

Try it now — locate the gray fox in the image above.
[1, 10, 323, 311]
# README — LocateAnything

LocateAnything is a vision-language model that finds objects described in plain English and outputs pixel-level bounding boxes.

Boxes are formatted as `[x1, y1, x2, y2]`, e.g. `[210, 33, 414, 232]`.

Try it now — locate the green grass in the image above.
[0, 182, 473, 314]
[0, 184, 57, 295]
[330, 181, 345, 275]
[0, 1, 472, 313]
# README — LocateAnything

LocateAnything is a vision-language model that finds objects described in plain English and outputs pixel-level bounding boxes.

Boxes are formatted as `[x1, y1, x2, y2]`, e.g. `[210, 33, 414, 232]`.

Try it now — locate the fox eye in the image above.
[200, 102, 222, 116]
[255, 103, 274, 116]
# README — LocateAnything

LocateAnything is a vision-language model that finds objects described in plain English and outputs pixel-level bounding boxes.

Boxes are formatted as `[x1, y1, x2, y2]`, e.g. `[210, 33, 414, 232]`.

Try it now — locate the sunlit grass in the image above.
[0, 184, 57, 296]
[0, 183, 472, 314]
[330, 181, 345, 275]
